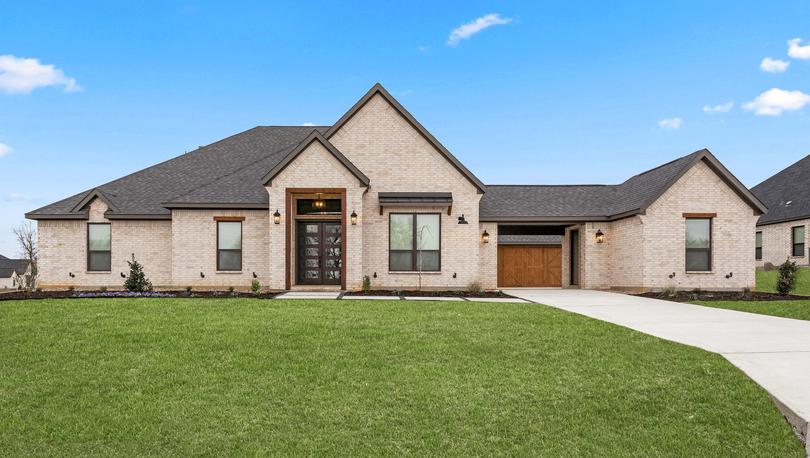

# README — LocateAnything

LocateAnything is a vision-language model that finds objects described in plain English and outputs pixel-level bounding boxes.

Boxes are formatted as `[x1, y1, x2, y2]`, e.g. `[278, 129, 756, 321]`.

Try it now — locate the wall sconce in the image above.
[373, 272, 377, 278]
[273, 209, 281, 225]
[350, 210, 357, 225]
[68, 272, 75, 278]
[252, 272, 258, 278]
[725, 272, 733, 279]
[200, 272, 205, 278]
[595, 229, 605, 244]
[453, 272, 457, 278]
[482, 230, 490, 243]
[457, 214, 468, 224]
[120, 272, 126, 278]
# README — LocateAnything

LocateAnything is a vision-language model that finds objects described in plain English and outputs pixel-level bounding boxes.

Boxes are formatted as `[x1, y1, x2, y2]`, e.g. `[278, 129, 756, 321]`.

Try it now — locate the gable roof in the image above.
[481, 149, 766, 221]
[261, 130, 369, 187]
[751, 154, 810, 226]
[0, 258, 28, 279]
[326, 83, 486, 193]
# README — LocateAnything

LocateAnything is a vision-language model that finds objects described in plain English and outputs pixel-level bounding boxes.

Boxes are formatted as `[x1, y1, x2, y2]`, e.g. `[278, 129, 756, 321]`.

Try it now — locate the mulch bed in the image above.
[0, 290, 279, 301]
[636, 290, 810, 302]
[344, 290, 511, 298]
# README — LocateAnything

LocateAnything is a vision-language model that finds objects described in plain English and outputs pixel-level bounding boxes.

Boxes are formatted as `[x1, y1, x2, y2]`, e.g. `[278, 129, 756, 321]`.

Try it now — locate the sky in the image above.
[1, 1, 810, 256]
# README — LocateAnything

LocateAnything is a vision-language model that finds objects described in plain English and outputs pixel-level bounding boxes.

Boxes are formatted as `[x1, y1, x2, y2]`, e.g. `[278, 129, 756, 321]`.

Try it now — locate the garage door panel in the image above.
[498, 245, 562, 287]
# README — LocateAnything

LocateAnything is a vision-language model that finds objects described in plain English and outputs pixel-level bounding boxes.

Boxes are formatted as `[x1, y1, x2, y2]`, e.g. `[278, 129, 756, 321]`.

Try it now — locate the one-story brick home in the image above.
[751, 154, 810, 267]
[0, 255, 31, 289]
[26, 84, 766, 292]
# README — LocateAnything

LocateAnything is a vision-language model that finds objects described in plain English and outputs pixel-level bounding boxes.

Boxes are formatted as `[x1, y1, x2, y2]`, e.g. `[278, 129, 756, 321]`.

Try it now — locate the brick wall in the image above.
[756, 218, 810, 268]
[37, 199, 172, 289]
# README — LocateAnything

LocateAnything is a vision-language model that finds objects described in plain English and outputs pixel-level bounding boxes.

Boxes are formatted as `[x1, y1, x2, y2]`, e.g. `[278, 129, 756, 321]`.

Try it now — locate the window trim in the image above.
[685, 217, 712, 272]
[792, 225, 805, 258]
[87, 223, 112, 272]
[216, 220, 243, 271]
[755, 231, 762, 261]
[388, 212, 441, 272]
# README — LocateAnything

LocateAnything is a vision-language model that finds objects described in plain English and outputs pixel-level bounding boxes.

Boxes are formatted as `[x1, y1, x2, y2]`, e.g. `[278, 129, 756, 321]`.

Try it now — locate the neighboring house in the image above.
[751, 154, 810, 268]
[0, 255, 31, 289]
[26, 84, 765, 292]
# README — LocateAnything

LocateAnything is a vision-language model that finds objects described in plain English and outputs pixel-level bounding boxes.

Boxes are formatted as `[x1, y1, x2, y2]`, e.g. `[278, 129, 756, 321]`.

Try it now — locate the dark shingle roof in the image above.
[0, 258, 28, 279]
[751, 155, 810, 226]
[481, 149, 766, 221]
[27, 126, 328, 218]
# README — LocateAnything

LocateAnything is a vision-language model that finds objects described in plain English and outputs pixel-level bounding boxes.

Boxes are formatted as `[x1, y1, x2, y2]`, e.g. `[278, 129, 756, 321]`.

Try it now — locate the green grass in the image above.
[0, 299, 802, 456]
[693, 300, 810, 322]
[756, 266, 810, 295]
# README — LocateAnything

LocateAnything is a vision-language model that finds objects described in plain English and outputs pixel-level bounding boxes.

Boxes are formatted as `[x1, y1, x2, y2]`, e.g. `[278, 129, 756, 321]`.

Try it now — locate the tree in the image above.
[124, 253, 152, 292]
[776, 259, 798, 295]
[13, 222, 37, 290]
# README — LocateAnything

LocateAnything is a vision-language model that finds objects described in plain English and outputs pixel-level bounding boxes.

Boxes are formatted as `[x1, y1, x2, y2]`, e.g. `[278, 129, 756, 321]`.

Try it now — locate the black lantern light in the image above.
[350, 210, 358, 225]
[273, 209, 281, 225]
[457, 214, 468, 224]
[482, 230, 490, 243]
[595, 229, 605, 244]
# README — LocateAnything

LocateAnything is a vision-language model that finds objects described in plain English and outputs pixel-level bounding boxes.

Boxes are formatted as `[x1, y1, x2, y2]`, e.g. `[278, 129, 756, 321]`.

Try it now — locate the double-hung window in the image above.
[87, 223, 111, 271]
[685, 217, 711, 271]
[217, 221, 242, 271]
[792, 226, 805, 257]
[755, 231, 762, 261]
[389, 213, 440, 271]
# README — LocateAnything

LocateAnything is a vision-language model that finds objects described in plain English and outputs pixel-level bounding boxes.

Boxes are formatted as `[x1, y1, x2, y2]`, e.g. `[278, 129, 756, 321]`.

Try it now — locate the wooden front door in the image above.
[296, 221, 342, 285]
[497, 245, 562, 287]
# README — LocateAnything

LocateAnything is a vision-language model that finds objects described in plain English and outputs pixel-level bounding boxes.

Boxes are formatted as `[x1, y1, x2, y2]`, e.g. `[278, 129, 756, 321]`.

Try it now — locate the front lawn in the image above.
[693, 300, 810, 322]
[757, 266, 810, 295]
[0, 299, 802, 456]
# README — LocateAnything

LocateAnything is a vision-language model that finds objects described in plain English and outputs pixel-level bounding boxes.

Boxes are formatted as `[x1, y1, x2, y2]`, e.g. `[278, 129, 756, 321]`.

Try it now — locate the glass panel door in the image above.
[296, 221, 342, 285]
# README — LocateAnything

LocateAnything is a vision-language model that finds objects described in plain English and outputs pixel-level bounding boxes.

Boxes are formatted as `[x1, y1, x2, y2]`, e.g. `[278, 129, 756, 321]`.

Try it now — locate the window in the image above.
[87, 223, 111, 271]
[685, 218, 711, 271]
[792, 226, 805, 257]
[389, 213, 440, 271]
[296, 198, 341, 215]
[755, 231, 762, 261]
[217, 221, 242, 271]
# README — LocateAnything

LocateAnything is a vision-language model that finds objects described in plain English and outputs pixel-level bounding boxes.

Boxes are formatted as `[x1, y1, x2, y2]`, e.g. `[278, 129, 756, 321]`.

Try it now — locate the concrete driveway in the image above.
[506, 288, 810, 450]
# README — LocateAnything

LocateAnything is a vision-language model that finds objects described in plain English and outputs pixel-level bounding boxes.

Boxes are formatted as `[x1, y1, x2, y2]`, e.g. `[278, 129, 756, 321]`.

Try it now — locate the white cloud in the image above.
[788, 38, 810, 60]
[658, 117, 683, 130]
[4, 192, 41, 202]
[743, 88, 810, 116]
[703, 102, 734, 113]
[0, 143, 11, 157]
[447, 13, 513, 47]
[0, 55, 81, 94]
[300, 122, 316, 126]
[760, 57, 790, 73]
[417, 45, 429, 53]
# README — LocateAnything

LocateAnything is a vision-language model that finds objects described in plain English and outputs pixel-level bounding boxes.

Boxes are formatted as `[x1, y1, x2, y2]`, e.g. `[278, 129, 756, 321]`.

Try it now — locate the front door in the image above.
[296, 221, 342, 285]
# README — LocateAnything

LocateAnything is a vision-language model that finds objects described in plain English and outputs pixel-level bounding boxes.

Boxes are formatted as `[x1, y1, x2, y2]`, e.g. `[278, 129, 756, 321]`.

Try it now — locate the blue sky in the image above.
[1, 1, 810, 256]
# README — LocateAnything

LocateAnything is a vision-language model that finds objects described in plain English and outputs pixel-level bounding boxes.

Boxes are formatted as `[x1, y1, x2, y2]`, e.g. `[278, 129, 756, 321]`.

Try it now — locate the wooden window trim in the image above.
[388, 212, 441, 272]
[792, 226, 805, 258]
[216, 221, 243, 271]
[87, 223, 112, 272]
[213, 216, 245, 222]
[682, 212, 717, 218]
[685, 217, 712, 272]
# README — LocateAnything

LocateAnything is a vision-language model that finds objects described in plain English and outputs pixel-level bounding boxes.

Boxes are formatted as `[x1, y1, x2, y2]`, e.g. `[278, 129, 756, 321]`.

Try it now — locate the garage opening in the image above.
[497, 225, 566, 288]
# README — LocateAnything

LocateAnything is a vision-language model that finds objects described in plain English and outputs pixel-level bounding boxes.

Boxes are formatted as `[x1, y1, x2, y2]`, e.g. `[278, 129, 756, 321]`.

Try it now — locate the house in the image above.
[751, 154, 810, 268]
[26, 84, 766, 292]
[0, 255, 31, 289]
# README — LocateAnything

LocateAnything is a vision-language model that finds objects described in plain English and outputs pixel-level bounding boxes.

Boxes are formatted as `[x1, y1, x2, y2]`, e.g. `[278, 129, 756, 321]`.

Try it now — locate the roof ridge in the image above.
[752, 153, 810, 191]
[619, 149, 706, 183]
[486, 184, 615, 187]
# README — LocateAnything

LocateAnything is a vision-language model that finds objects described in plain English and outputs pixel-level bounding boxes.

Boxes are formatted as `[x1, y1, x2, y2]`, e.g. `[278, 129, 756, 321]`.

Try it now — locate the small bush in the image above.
[251, 279, 261, 294]
[466, 281, 483, 295]
[99, 286, 108, 293]
[124, 254, 153, 292]
[67, 286, 75, 292]
[392, 289, 402, 297]
[660, 285, 677, 298]
[692, 288, 702, 296]
[362, 275, 371, 293]
[763, 262, 776, 272]
[186, 286, 192, 293]
[776, 260, 798, 295]
[35, 287, 42, 293]
[228, 286, 235, 293]
[741, 287, 751, 298]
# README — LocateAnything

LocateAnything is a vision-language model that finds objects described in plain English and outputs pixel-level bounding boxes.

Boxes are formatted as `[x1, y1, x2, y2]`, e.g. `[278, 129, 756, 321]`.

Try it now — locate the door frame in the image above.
[295, 221, 342, 285]
[569, 229, 579, 286]
[285, 188, 347, 289]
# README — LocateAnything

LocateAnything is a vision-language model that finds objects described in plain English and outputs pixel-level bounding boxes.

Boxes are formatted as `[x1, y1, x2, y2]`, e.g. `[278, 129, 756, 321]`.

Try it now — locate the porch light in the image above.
[350, 210, 358, 225]
[273, 209, 281, 225]
[457, 214, 468, 224]
[595, 229, 605, 244]
[482, 230, 490, 243]
[313, 193, 326, 210]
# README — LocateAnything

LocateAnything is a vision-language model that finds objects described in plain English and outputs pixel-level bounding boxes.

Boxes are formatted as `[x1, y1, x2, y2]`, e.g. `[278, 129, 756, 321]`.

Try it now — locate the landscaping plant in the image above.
[251, 279, 261, 294]
[362, 275, 371, 293]
[124, 254, 153, 292]
[776, 260, 798, 295]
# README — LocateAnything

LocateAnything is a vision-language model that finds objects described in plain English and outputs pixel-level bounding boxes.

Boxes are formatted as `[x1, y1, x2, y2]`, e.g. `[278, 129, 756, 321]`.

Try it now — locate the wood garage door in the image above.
[498, 245, 562, 287]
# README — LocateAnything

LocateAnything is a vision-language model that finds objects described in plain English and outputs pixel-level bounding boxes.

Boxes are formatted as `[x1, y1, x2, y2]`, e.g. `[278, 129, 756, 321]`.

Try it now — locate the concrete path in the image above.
[506, 288, 810, 450]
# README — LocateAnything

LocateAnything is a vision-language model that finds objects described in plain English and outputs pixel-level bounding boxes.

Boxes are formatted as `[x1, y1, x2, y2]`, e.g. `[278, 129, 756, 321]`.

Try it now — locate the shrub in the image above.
[763, 262, 776, 272]
[776, 260, 798, 295]
[67, 286, 75, 292]
[741, 287, 752, 298]
[228, 286, 235, 295]
[362, 275, 371, 293]
[99, 286, 108, 293]
[35, 287, 42, 293]
[251, 279, 261, 294]
[124, 254, 153, 292]
[660, 285, 677, 298]
[466, 281, 483, 295]
[186, 286, 192, 293]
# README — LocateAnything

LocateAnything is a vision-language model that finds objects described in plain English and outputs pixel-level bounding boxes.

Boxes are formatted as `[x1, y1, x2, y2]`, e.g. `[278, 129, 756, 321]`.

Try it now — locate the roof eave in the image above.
[25, 212, 89, 220]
